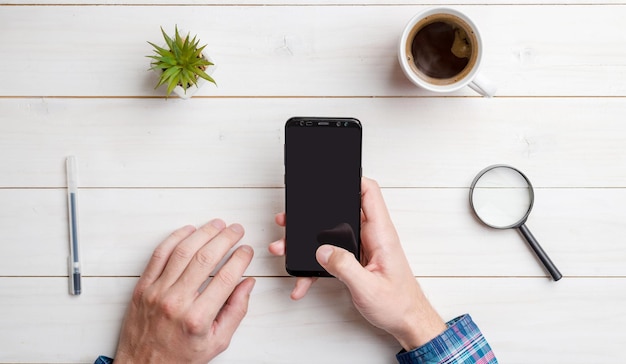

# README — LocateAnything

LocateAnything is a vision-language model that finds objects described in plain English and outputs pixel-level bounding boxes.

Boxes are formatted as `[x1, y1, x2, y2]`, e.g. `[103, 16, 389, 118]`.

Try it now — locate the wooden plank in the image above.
[1, 187, 624, 277]
[0, 277, 623, 363]
[1, 97, 625, 188]
[1, 5, 626, 96]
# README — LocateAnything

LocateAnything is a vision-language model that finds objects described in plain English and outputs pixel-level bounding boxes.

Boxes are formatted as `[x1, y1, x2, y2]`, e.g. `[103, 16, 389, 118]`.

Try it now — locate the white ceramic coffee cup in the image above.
[398, 7, 496, 97]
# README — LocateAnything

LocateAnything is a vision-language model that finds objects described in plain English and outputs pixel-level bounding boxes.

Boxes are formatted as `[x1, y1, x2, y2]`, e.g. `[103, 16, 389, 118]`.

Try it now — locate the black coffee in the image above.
[411, 21, 472, 79]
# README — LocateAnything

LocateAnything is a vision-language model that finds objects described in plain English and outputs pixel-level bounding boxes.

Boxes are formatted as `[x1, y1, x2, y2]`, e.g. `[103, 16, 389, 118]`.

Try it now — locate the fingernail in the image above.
[240, 245, 253, 255]
[230, 223, 244, 234]
[316, 245, 333, 265]
[182, 225, 197, 233]
[211, 219, 226, 229]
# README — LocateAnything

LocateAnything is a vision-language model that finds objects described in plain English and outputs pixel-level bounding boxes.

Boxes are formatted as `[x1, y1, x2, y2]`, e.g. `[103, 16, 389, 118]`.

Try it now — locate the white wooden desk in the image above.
[1, 2, 625, 363]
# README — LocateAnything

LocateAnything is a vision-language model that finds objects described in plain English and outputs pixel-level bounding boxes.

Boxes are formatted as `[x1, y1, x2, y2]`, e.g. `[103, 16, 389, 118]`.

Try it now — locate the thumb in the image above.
[316, 245, 369, 289]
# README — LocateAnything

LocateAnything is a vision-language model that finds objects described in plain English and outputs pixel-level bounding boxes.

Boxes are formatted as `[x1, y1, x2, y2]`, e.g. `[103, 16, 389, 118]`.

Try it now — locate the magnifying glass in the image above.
[469, 165, 562, 281]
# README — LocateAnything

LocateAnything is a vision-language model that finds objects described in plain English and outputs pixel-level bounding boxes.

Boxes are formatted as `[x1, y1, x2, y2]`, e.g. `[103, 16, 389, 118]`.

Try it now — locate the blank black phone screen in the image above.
[284, 118, 362, 276]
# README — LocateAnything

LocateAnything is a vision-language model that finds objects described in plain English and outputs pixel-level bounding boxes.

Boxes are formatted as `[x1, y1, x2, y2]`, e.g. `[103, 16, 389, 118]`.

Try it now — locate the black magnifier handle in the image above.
[519, 224, 562, 281]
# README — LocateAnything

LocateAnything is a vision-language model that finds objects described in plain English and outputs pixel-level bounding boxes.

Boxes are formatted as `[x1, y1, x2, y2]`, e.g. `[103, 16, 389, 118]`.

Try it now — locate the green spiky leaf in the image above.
[147, 25, 217, 97]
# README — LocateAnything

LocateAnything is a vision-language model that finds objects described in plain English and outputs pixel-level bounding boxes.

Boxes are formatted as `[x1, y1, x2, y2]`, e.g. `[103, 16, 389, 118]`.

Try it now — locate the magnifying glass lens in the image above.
[471, 166, 532, 228]
[469, 165, 562, 281]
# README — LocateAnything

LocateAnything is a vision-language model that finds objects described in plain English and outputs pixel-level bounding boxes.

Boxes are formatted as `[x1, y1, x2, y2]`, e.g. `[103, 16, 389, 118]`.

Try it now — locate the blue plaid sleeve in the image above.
[396, 314, 497, 364]
[94, 356, 114, 364]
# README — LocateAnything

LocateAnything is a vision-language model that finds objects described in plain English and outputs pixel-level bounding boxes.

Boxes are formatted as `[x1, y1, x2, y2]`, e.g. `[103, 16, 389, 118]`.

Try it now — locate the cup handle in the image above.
[468, 73, 497, 97]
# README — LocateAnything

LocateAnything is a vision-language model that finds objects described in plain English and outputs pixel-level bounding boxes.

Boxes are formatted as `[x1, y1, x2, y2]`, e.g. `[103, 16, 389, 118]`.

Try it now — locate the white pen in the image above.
[66, 156, 82, 295]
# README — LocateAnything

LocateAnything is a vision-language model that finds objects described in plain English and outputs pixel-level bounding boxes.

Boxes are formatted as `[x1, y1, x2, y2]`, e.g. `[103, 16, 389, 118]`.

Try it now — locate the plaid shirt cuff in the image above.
[94, 356, 114, 364]
[396, 314, 497, 364]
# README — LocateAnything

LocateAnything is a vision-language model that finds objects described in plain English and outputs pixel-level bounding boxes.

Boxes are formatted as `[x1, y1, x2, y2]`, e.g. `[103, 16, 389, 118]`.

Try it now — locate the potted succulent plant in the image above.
[148, 26, 216, 99]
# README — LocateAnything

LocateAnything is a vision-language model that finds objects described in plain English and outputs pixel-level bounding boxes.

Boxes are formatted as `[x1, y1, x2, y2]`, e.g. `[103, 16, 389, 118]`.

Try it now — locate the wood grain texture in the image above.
[0, 277, 624, 363]
[1, 5, 626, 96]
[1, 97, 625, 188]
[1, 187, 624, 277]
[1, 2, 625, 363]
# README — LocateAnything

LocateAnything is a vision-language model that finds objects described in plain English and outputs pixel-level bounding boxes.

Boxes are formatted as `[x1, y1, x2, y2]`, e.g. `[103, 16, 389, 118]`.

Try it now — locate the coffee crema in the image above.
[405, 14, 478, 85]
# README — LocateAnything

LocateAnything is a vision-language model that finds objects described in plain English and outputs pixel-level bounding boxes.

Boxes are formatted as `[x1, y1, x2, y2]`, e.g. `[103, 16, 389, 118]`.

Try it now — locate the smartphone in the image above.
[284, 117, 362, 277]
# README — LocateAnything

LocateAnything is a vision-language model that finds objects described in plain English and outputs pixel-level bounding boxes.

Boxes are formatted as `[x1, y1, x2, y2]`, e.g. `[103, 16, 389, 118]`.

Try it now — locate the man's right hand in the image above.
[269, 177, 447, 351]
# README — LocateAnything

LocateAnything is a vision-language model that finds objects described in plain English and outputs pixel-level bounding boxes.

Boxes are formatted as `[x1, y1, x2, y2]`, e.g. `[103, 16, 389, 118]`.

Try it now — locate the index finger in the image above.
[174, 224, 246, 294]
[360, 177, 401, 255]
[361, 177, 393, 225]
[134, 225, 197, 298]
